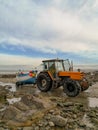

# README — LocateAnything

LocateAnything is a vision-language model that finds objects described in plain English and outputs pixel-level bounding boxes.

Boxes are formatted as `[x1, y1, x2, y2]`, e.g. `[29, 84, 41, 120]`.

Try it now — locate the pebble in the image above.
[51, 115, 68, 127]
[38, 123, 43, 127]
[73, 114, 77, 119]
[64, 102, 74, 107]
[44, 114, 51, 120]
[48, 121, 55, 127]
[49, 110, 54, 113]
[45, 126, 51, 130]
[78, 121, 86, 127]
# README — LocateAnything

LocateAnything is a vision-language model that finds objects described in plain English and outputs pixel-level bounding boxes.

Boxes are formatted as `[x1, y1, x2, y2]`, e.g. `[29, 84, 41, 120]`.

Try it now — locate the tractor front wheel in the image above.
[63, 79, 81, 97]
[37, 73, 52, 92]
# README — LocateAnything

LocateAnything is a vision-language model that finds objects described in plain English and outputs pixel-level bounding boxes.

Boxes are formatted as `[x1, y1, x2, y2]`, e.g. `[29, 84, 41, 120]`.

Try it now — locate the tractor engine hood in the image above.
[58, 71, 84, 80]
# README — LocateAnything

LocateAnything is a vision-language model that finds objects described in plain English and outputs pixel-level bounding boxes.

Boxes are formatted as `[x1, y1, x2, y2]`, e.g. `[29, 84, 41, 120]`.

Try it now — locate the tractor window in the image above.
[49, 62, 55, 70]
[55, 61, 64, 72]
[43, 62, 48, 70]
[63, 60, 70, 71]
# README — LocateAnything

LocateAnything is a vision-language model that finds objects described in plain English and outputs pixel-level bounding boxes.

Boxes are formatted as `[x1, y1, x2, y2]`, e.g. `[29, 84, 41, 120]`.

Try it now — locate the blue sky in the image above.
[0, 0, 98, 65]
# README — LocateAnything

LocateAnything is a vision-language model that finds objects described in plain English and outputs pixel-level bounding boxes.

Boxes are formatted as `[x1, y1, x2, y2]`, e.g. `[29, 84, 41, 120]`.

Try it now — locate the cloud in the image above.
[0, 0, 98, 64]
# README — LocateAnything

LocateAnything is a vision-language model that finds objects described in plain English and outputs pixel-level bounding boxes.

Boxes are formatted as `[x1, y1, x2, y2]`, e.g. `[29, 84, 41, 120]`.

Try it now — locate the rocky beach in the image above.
[1, 0, 98, 129]
[0, 71, 98, 130]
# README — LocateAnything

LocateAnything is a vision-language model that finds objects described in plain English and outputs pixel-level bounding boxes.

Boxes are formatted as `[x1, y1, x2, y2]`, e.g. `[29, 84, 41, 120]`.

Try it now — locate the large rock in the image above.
[2, 105, 21, 120]
[13, 101, 29, 111]
[2, 105, 35, 122]
[21, 94, 44, 109]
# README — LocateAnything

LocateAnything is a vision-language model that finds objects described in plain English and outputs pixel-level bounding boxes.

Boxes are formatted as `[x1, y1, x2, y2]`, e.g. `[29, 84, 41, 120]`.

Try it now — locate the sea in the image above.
[0, 65, 43, 74]
[0, 64, 98, 74]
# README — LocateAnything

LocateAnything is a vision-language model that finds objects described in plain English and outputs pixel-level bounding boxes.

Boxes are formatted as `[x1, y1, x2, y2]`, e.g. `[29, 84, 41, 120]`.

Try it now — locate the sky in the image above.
[0, 0, 98, 65]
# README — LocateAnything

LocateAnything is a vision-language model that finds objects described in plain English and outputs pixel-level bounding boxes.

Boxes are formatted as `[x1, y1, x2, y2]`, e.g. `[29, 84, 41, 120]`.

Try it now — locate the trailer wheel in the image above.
[16, 82, 22, 88]
[63, 79, 80, 97]
[37, 73, 52, 92]
[16, 82, 19, 88]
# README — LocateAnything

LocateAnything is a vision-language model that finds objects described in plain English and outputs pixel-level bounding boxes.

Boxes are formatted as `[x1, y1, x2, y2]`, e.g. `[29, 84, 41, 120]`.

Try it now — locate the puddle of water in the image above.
[7, 97, 21, 104]
[47, 87, 65, 97]
[0, 82, 21, 108]
[88, 97, 98, 107]
[0, 82, 16, 92]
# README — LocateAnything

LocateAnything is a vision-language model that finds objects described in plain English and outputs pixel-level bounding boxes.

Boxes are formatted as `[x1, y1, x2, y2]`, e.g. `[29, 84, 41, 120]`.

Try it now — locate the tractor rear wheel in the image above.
[63, 79, 81, 97]
[37, 73, 52, 92]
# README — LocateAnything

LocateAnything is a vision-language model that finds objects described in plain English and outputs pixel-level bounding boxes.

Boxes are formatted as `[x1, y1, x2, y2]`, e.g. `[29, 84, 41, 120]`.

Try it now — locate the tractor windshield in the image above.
[55, 61, 64, 72]
[63, 59, 71, 71]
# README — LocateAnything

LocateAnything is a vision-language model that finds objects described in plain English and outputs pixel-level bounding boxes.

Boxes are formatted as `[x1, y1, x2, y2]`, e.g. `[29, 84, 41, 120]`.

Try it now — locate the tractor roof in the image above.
[42, 58, 64, 62]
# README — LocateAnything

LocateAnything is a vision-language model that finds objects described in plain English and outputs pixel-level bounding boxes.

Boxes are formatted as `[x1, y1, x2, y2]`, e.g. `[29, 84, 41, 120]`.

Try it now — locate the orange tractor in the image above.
[36, 58, 89, 97]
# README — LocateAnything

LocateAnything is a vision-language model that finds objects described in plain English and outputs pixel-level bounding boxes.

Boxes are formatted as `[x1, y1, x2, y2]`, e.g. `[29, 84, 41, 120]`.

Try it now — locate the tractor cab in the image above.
[43, 59, 64, 78]
[42, 58, 72, 78]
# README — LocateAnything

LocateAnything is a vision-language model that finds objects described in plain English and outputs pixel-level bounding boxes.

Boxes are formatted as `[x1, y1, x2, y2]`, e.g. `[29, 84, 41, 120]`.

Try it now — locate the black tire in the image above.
[16, 82, 20, 87]
[16, 82, 22, 88]
[63, 79, 81, 97]
[37, 73, 52, 92]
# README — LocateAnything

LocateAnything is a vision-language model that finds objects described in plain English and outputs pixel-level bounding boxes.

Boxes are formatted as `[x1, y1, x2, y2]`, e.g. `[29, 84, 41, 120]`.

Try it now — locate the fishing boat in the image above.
[16, 70, 37, 87]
